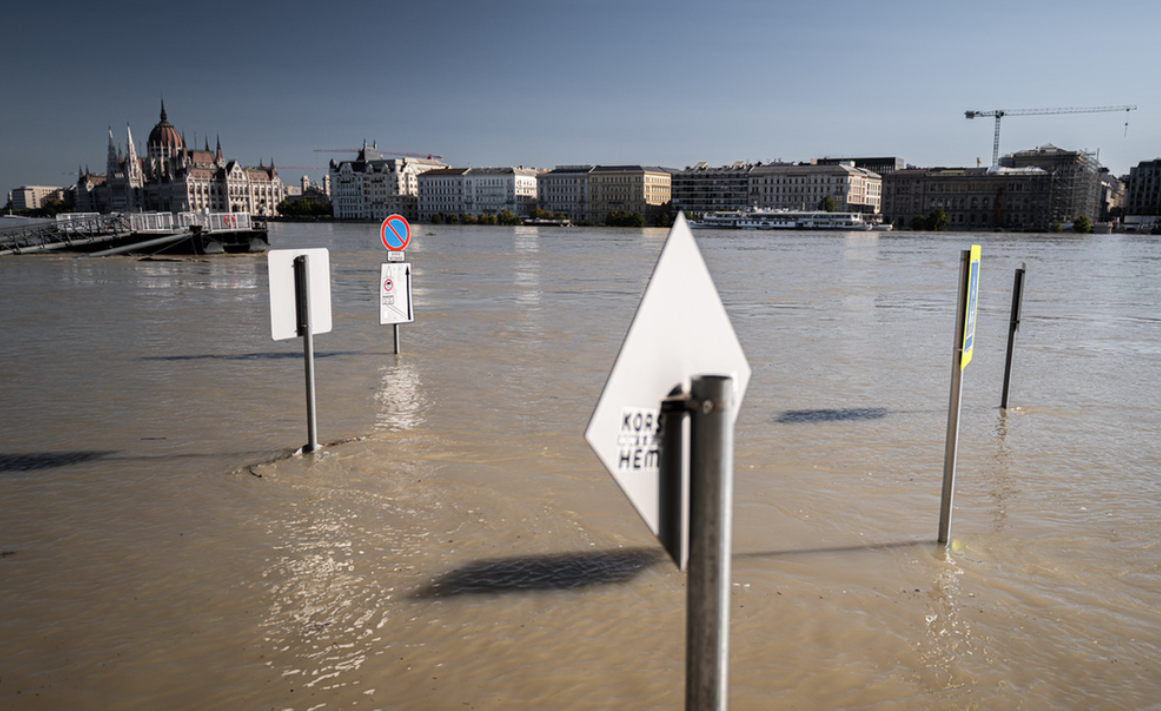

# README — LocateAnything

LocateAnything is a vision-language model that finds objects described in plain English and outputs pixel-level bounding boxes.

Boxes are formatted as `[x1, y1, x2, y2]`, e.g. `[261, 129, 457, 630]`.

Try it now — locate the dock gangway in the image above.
[0, 213, 133, 255]
[1, 211, 259, 256]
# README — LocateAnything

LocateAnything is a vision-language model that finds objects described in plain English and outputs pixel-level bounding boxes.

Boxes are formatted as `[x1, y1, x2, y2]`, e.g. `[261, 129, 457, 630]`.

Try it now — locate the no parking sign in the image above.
[380, 214, 410, 251]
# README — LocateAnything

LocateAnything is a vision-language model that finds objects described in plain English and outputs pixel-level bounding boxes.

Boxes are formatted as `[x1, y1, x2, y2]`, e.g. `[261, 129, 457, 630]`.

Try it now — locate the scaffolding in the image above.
[1004, 146, 1101, 222]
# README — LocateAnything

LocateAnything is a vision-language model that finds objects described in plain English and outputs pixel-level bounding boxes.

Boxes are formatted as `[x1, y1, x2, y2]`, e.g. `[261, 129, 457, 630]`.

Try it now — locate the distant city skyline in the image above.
[3, 0, 1158, 198]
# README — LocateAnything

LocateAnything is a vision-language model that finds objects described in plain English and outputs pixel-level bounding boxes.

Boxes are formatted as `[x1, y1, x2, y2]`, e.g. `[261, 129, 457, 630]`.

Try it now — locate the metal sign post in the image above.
[585, 215, 749, 711]
[685, 375, 735, 711]
[293, 255, 319, 453]
[939, 245, 981, 544]
[1001, 264, 1026, 409]
[268, 248, 332, 454]
[380, 215, 413, 354]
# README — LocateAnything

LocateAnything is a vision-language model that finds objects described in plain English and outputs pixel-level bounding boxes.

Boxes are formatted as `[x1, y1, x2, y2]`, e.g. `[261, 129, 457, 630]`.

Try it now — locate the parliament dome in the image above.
[147, 100, 183, 158]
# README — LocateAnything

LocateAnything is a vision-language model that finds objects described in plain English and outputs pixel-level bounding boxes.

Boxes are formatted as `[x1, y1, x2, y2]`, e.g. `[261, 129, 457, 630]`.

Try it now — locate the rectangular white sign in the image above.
[379, 262, 414, 325]
[268, 248, 333, 340]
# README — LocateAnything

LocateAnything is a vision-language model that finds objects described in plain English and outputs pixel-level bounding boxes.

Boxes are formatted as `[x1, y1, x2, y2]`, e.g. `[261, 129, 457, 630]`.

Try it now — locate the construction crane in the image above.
[965, 105, 1136, 166]
[314, 148, 444, 160]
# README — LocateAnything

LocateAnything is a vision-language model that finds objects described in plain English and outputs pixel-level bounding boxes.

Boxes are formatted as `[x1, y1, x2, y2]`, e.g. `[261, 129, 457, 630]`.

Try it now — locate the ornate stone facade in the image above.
[78, 101, 284, 216]
[329, 141, 447, 221]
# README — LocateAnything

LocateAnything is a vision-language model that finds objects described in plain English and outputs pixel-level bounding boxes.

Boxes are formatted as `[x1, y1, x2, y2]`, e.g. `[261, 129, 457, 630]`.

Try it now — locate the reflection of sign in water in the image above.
[961, 244, 981, 369]
[379, 262, 413, 325]
[617, 407, 662, 473]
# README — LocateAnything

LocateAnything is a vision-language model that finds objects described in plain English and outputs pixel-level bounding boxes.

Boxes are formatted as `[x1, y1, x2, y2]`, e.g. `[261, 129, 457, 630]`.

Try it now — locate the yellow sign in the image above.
[961, 245, 981, 369]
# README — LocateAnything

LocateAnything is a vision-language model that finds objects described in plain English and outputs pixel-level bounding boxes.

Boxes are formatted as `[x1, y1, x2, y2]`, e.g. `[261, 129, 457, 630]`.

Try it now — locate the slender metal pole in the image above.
[1000, 264, 1026, 409]
[939, 250, 971, 544]
[686, 375, 734, 711]
[659, 393, 691, 571]
[393, 323, 401, 355]
[294, 255, 319, 454]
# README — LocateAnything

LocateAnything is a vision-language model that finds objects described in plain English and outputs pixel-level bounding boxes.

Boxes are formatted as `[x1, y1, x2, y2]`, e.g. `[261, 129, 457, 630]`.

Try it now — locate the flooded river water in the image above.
[1, 222, 1158, 709]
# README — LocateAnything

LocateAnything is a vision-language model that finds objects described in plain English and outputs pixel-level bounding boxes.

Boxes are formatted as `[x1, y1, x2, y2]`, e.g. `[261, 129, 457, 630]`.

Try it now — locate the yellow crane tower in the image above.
[965, 105, 1136, 167]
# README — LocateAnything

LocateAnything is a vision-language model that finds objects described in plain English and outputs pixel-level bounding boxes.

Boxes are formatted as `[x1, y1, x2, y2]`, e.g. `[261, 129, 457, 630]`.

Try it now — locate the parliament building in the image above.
[76, 101, 284, 216]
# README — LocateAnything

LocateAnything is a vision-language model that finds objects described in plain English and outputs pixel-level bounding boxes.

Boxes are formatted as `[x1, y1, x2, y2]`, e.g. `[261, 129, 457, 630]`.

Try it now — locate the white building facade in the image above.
[537, 165, 592, 219]
[749, 162, 882, 214]
[417, 168, 469, 221]
[11, 185, 64, 210]
[463, 167, 539, 217]
[329, 141, 447, 221]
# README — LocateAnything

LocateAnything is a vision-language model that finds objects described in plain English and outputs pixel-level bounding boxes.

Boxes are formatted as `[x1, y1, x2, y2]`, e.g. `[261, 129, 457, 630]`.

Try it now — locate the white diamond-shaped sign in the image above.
[585, 213, 750, 540]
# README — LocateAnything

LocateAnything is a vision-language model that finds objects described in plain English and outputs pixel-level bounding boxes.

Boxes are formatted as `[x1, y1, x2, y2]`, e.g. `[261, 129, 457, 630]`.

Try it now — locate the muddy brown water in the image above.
[2, 222, 1158, 709]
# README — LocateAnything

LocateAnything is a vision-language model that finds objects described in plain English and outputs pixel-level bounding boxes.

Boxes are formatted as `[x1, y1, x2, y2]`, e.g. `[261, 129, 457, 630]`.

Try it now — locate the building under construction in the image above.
[881, 144, 1102, 230]
[1002, 144, 1101, 223]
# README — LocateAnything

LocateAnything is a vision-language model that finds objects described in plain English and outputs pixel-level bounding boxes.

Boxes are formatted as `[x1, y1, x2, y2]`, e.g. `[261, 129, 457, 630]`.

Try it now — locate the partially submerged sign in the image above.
[379, 262, 414, 325]
[585, 214, 750, 542]
[961, 244, 981, 369]
[268, 248, 332, 341]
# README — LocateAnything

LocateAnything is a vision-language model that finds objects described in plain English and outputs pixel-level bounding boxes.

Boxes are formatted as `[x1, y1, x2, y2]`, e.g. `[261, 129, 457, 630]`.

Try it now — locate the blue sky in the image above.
[3, 0, 1158, 197]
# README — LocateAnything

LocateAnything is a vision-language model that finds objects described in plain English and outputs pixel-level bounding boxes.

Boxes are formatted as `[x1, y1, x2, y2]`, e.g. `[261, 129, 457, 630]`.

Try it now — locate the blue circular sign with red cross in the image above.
[380, 214, 411, 251]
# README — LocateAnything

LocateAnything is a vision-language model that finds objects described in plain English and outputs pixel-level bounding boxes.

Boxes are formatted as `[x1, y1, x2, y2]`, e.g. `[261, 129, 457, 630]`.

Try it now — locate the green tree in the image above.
[1050, 220, 1062, 233]
[1073, 215, 1092, 233]
[38, 199, 67, 217]
[926, 208, 949, 231]
[276, 199, 331, 218]
[818, 195, 837, 213]
[910, 214, 927, 231]
[605, 210, 646, 227]
[431, 213, 443, 224]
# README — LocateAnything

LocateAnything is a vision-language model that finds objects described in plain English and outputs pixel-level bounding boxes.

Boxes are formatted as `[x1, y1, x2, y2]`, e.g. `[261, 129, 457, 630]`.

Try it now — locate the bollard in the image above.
[1000, 264, 1026, 409]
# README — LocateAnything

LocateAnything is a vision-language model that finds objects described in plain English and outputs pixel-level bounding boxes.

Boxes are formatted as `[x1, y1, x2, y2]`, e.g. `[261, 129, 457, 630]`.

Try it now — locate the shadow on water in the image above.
[142, 351, 364, 361]
[775, 407, 890, 423]
[0, 451, 117, 472]
[413, 548, 664, 598]
[735, 539, 934, 560]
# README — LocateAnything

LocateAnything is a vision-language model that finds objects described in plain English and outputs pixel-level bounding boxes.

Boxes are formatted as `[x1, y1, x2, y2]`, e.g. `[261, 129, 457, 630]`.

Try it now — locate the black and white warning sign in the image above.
[617, 407, 661, 473]
[379, 262, 414, 325]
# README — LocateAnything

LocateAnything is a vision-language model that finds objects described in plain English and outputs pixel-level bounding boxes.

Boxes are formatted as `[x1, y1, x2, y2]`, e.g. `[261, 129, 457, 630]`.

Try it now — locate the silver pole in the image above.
[1000, 264, 1026, 409]
[939, 250, 971, 544]
[294, 256, 319, 454]
[686, 374, 734, 711]
[393, 323, 401, 355]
